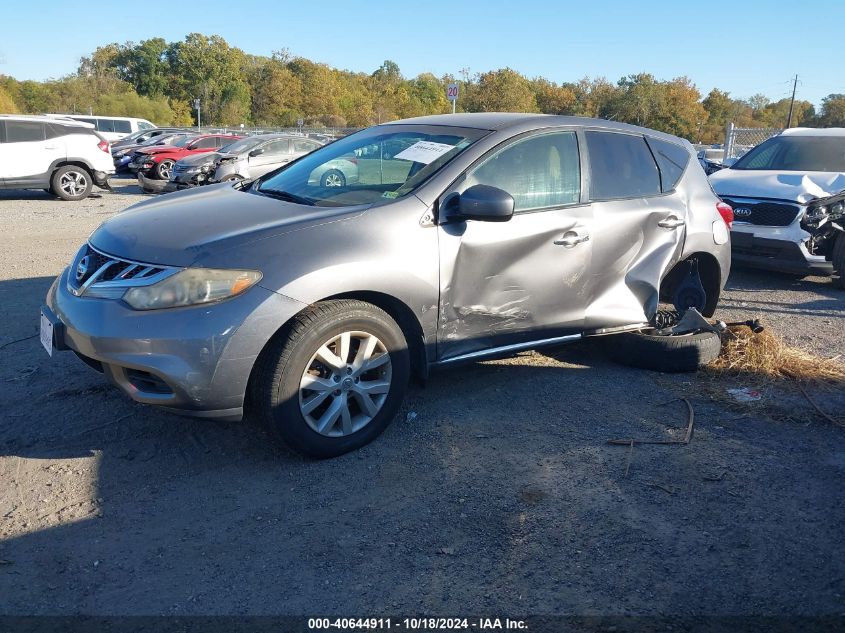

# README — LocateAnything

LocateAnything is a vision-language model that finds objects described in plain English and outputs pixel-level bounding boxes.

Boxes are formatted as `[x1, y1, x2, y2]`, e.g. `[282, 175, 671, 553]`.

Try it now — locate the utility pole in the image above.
[786, 75, 798, 128]
[194, 98, 201, 131]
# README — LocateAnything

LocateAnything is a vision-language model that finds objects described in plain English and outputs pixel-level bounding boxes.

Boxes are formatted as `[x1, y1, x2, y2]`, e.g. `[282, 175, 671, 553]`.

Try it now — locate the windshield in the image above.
[253, 125, 488, 207]
[732, 136, 845, 172]
[220, 136, 265, 154]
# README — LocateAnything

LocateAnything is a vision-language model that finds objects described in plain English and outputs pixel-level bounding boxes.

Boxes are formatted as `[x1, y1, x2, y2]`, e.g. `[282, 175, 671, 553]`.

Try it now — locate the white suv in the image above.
[0, 115, 116, 200]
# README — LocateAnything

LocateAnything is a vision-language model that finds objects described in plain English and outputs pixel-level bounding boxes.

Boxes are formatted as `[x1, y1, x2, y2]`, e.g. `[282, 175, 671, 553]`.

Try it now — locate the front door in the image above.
[437, 130, 592, 360]
[249, 139, 292, 178]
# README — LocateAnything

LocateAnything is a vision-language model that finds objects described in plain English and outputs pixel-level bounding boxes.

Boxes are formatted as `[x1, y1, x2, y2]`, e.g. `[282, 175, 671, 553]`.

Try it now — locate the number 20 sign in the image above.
[447, 83, 459, 101]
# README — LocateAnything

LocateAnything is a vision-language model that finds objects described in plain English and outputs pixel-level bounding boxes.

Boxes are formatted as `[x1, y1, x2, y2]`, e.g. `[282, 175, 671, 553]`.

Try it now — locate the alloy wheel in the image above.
[60, 171, 88, 196]
[298, 330, 392, 437]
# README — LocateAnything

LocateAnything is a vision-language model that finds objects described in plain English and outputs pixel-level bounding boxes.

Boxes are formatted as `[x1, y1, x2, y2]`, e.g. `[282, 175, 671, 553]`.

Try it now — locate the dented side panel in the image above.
[584, 194, 687, 329]
[438, 205, 593, 360]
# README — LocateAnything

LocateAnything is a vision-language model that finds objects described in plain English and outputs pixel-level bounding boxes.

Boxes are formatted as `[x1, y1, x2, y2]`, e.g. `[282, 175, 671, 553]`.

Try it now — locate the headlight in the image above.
[123, 268, 262, 310]
[184, 166, 200, 174]
[201, 164, 213, 172]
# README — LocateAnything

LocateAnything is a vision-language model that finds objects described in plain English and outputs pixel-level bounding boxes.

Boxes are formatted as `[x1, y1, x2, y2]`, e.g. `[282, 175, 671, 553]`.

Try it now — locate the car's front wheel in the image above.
[155, 159, 175, 180]
[52, 166, 92, 201]
[252, 300, 410, 458]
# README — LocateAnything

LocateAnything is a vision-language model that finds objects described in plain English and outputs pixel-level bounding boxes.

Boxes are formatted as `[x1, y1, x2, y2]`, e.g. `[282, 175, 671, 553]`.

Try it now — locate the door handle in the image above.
[657, 216, 685, 229]
[554, 230, 590, 248]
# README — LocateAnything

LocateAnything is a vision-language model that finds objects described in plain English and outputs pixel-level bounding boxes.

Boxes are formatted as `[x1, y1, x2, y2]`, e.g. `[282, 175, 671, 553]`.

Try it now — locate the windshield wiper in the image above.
[255, 187, 315, 206]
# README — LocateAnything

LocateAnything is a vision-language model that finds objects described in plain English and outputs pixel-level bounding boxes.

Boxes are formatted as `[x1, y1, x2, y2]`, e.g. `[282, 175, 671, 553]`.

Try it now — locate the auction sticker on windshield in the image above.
[40, 310, 54, 357]
[394, 141, 455, 164]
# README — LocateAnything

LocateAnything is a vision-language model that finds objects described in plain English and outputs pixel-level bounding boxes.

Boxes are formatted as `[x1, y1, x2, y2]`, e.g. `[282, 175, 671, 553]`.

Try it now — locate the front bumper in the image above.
[730, 228, 833, 275]
[45, 268, 306, 420]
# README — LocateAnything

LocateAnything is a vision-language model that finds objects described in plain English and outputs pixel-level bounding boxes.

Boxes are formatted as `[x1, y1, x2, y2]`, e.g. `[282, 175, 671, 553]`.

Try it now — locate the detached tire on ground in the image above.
[251, 299, 410, 458]
[604, 329, 722, 373]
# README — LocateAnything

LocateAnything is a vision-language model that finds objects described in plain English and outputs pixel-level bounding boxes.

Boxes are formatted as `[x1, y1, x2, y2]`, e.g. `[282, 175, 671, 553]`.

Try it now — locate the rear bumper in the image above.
[93, 170, 112, 189]
[730, 230, 832, 275]
[45, 268, 307, 420]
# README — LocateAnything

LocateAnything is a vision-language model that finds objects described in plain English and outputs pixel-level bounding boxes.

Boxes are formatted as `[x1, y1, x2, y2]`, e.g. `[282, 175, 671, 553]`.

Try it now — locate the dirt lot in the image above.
[0, 179, 843, 617]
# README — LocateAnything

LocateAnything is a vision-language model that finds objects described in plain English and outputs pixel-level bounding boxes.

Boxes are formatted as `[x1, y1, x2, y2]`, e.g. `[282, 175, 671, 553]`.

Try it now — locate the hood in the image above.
[138, 145, 187, 156]
[177, 152, 221, 167]
[710, 169, 845, 204]
[88, 184, 366, 267]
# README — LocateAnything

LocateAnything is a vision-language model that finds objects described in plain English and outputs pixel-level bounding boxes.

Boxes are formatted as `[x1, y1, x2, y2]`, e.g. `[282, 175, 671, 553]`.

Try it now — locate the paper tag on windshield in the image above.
[393, 141, 455, 164]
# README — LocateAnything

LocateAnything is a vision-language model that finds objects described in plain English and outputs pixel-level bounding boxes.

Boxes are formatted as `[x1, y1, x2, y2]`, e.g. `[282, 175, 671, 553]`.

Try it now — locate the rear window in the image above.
[5, 121, 45, 143]
[586, 131, 661, 200]
[646, 137, 690, 192]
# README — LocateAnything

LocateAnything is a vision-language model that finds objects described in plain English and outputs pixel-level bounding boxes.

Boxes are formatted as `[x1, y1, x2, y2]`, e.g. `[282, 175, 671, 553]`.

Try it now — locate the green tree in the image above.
[531, 78, 576, 114]
[819, 94, 845, 127]
[464, 68, 538, 113]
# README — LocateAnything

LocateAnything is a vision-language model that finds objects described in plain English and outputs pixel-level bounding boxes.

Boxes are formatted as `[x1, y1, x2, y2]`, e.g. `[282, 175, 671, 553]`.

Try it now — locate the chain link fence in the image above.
[197, 126, 361, 140]
[724, 123, 782, 160]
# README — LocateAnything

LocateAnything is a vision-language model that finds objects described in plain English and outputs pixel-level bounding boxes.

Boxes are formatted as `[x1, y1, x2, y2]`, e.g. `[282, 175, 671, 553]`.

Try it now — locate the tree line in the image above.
[1, 33, 843, 144]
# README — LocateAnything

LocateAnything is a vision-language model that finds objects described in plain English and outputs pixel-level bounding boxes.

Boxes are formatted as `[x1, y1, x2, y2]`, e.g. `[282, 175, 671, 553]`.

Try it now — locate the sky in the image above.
[1, 0, 842, 107]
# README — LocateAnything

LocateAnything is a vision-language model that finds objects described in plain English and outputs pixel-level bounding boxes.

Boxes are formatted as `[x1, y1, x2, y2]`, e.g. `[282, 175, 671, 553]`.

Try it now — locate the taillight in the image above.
[716, 201, 733, 228]
[98, 140, 110, 153]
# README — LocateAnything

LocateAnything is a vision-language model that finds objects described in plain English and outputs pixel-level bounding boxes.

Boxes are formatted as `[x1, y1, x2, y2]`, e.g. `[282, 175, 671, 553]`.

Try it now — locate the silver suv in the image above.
[710, 128, 845, 283]
[42, 114, 731, 457]
[212, 134, 323, 183]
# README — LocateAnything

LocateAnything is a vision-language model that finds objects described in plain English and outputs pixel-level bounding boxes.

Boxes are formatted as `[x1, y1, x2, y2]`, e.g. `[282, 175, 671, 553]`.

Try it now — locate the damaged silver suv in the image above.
[42, 114, 731, 457]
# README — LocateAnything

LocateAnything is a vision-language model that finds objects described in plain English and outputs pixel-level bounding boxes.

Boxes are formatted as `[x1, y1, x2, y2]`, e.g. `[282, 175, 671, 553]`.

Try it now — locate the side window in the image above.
[646, 137, 690, 192]
[113, 120, 132, 134]
[215, 137, 233, 148]
[96, 119, 116, 134]
[46, 123, 69, 139]
[467, 131, 580, 212]
[293, 140, 318, 152]
[586, 131, 661, 200]
[193, 137, 219, 149]
[263, 140, 290, 155]
[5, 121, 46, 143]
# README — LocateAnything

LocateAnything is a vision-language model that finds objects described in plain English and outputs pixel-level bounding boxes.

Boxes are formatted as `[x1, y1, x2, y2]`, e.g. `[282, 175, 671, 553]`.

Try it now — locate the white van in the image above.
[45, 115, 156, 141]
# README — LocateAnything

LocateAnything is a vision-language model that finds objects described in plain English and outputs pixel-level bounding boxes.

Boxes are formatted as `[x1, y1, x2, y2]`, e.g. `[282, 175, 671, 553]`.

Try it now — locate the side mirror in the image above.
[249, 148, 265, 157]
[453, 184, 514, 222]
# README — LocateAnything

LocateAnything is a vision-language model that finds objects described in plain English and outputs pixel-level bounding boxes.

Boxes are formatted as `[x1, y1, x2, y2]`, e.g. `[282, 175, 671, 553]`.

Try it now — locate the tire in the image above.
[51, 166, 92, 201]
[222, 174, 243, 183]
[320, 169, 346, 188]
[252, 300, 410, 458]
[154, 159, 175, 180]
[831, 233, 845, 290]
[604, 329, 722, 373]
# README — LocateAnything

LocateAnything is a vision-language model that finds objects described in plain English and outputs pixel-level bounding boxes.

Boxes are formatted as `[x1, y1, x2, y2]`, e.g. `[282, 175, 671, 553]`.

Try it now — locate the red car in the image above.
[129, 134, 243, 180]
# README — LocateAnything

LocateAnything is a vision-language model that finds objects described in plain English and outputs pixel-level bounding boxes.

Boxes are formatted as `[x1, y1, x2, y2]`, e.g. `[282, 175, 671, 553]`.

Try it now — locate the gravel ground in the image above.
[0, 179, 843, 617]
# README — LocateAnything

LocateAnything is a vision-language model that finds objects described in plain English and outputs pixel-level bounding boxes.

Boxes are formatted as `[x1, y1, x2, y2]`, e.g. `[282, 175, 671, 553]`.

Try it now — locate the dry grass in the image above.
[709, 326, 845, 384]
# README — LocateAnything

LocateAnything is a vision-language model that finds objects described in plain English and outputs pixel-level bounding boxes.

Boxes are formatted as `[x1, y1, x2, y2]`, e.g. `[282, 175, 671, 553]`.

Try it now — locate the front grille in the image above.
[67, 244, 177, 299]
[721, 197, 801, 227]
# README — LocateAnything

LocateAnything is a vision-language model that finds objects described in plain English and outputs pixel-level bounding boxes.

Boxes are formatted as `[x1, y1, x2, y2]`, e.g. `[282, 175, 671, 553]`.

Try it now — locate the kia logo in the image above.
[734, 207, 752, 217]
[75, 255, 90, 282]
